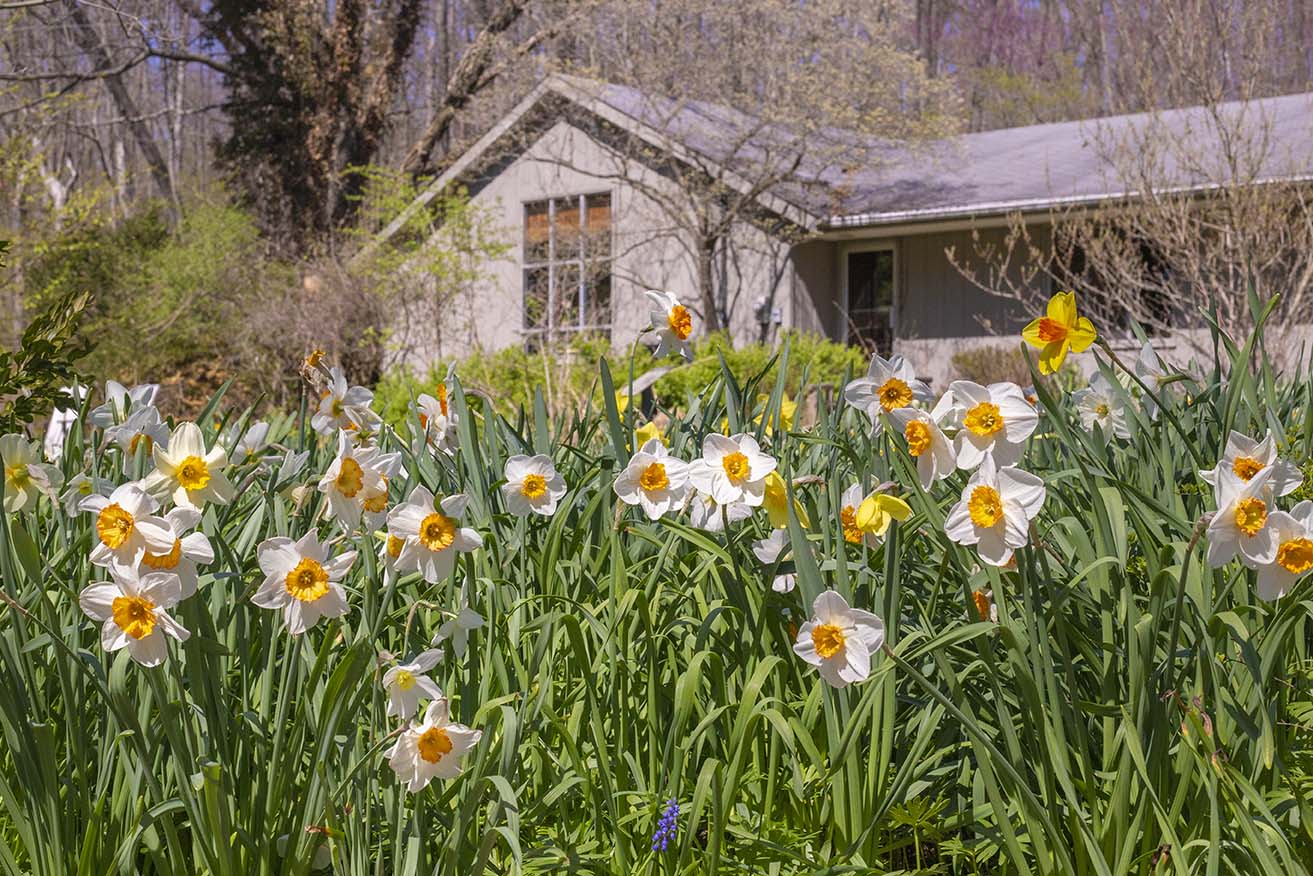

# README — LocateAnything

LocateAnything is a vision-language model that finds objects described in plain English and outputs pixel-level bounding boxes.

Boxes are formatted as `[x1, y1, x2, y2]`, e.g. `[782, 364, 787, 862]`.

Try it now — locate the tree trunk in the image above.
[696, 236, 723, 334]
[64, 0, 178, 220]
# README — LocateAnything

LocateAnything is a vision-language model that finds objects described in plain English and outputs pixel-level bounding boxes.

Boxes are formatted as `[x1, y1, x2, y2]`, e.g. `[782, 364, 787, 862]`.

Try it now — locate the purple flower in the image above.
[651, 798, 678, 852]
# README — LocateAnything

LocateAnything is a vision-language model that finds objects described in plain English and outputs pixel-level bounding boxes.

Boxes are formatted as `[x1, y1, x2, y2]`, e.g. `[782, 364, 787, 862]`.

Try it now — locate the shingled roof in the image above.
[370, 75, 1313, 251]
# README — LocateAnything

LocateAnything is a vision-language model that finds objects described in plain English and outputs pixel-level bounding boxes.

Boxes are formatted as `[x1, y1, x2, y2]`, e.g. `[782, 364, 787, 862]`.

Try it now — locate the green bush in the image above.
[376, 330, 868, 423]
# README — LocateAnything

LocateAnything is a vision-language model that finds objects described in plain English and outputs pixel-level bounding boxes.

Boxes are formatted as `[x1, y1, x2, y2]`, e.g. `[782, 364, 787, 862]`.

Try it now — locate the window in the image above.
[523, 193, 612, 346]
[845, 249, 895, 353]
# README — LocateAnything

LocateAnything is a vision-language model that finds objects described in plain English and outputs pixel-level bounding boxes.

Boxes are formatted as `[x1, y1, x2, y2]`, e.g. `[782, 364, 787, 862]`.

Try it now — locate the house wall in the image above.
[390, 120, 794, 371]
[785, 225, 1051, 388]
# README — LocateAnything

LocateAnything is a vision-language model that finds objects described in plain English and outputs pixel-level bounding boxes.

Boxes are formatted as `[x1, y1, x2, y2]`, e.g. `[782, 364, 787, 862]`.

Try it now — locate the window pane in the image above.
[585, 193, 612, 258]
[524, 267, 549, 330]
[586, 266, 612, 326]
[555, 263, 580, 330]
[524, 201, 550, 262]
[846, 251, 894, 352]
[555, 197, 581, 259]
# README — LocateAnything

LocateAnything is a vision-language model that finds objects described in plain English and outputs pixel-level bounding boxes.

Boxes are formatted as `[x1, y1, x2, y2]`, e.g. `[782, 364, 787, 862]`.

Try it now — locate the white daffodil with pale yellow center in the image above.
[385, 698, 483, 793]
[387, 487, 482, 585]
[1206, 467, 1278, 568]
[106, 406, 171, 474]
[936, 380, 1038, 470]
[837, 484, 912, 548]
[613, 438, 690, 520]
[1071, 373, 1132, 441]
[382, 649, 445, 720]
[312, 367, 378, 436]
[687, 433, 776, 507]
[889, 407, 956, 489]
[944, 455, 1046, 567]
[252, 532, 356, 634]
[640, 289, 695, 360]
[501, 455, 568, 517]
[144, 422, 234, 509]
[1199, 430, 1302, 498]
[140, 506, 215, 598]
[60, 473, 110, 518]
[793, 591, 885, 688]
[222, 420, 271, 465]
[1, 433, 62, 513]
[82, 482, 175, 574]
[1252, 501, 1313, 601]
[78, 564, 188, 667]
[843, 354, 932, 434]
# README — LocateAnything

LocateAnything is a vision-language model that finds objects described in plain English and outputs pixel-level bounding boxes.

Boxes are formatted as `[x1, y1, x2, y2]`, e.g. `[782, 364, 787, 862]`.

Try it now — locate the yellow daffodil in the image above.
[1021, 291, 1096, 374]
[762, 471, 809, 529]
[855, 492, 911, 538]
[634, 420, 665, 447]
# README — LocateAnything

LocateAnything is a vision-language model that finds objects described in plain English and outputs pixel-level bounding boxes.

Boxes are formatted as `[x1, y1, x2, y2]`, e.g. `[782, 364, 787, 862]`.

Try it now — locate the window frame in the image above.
[521, 191, 614, 344]
[837, 241, 898, 352]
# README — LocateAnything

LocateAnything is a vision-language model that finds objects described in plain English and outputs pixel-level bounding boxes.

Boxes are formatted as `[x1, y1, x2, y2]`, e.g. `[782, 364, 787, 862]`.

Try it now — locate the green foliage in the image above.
[2, 316, 1313, 874]
[376, 330, 867, 423]
[0, 284, 90, 432]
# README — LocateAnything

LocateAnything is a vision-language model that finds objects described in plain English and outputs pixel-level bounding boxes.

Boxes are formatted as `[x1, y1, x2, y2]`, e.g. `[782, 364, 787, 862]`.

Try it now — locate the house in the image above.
[373, 76, 1313, 385]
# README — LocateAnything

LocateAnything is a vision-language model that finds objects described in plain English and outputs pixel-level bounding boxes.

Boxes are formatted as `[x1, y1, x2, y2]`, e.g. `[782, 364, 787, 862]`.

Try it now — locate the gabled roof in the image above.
[369, 76, 1313, 251]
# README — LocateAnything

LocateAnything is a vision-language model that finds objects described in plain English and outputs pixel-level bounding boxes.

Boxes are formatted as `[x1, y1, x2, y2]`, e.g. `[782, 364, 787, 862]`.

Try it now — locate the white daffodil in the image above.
[82, 482, 175, 573]
[107, 406, 171, 474]
[640, 290, 694, 360]
[937, 380, 1039, 470]
[88, 380, 158, 429]
[944, 455, 1046, 567]
[1, 433, 62, 513]
[382, 649, 445, 720]
[311, 367, 378, 435]
[1071, 373, 1132, 441]
[686, 433, 776, 507]
[1199, 430, 1302, 497]
[686, 491, 753, 532]
[416, 379, 459, 454]
[222, 420, 271, 465]
[385, 698, 482, 792]
[252, 532, 356, 634]
[144, 422, 234, 509]
[78, 565, 188, 667]
[1253, 501, 1313, 601]
[889, 407, 956, 489]
[387, 487, 482, 585]
[60, 472, 111, 518]
[612, 438, 690, 520]
[842, 354, 933, 433]
[433, 579, 484, 657]
[501, 455, 568, 517]
[140, 506, 214, 598]
[1206, 467, 1278, 568]
[751, 528, 795, 593]
[792, 591, 885, 688]
[317, 431, 393, 528]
